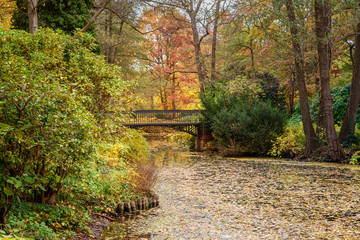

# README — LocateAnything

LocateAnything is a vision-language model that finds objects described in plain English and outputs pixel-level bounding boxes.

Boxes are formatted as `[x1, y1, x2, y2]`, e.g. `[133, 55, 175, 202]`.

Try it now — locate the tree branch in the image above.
[333, 33, 356, 44]
[81, 0, 111, 33]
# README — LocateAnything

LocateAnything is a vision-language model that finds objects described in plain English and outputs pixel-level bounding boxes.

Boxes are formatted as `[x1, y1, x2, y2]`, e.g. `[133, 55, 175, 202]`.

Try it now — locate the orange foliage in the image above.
[140, 8, 198, 110]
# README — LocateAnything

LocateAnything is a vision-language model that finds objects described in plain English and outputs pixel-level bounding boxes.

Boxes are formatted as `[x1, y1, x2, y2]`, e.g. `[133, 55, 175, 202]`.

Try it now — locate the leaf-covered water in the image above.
[102, 146, 360, 239]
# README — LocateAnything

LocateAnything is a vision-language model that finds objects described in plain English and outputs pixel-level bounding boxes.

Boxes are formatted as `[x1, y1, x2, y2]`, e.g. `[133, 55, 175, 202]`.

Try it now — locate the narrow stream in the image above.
[101, 134, 360, 239]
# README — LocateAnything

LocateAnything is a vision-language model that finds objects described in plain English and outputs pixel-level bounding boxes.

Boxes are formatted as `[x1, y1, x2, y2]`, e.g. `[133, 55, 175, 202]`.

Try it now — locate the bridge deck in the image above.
[122, 110, 202, 136]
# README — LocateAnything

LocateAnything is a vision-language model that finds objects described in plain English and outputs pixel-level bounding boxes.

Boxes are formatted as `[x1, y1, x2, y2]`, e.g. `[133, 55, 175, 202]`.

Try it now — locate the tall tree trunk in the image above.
[182, 0, 207, 94]
[250, 41, 256, 81]
[315, 0, 345, 161]
[211, 0, 221, 81]
[177, 0, 207, 94]
[288, 71, 295, 118]
[27, 0, 38, 34]
[285, 0, 318, 156]
[104, 15, 109, 62]
[190, 13, 206, 94]
[0, 208, 7, 226]
[339, 14, 360, 142]
[171, 73, 176, 110]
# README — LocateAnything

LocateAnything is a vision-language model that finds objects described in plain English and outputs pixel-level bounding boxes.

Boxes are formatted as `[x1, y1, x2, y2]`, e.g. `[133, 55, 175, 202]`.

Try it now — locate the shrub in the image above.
[350, 151, 360, 165]
[64, 127, 150, 204]
[0, 28, 135, 226]
[133, 162, 158, 196]
[210, 100, 286, 155]
[166, 131, 195, 150]
[5, 201, 90, 240]
[270, 122, 306, 158]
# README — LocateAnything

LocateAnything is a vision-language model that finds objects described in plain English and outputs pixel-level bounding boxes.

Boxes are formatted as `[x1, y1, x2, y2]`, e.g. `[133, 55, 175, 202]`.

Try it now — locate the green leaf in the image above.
[0, 122, 13, 135]
[24, 176, 35, 184]
[6, 177, 22, 189]
[35, 184, 46, 191]
[3, 187, 13, 196]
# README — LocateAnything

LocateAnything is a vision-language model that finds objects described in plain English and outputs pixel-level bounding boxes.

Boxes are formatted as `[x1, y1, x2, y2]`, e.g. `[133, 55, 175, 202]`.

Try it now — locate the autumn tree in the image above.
[140, 8, 198, 109]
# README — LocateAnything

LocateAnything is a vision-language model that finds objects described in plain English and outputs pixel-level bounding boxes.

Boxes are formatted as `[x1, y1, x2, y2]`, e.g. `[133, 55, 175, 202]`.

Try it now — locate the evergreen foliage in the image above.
[201, 85, 286, 156]
[290, 83, 360, 147]
[11, 0, 94, 33]
[291, 83, 360, 126]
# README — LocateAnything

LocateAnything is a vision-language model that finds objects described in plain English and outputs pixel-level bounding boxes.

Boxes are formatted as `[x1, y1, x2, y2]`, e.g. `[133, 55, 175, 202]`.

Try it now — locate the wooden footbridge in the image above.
[122, 110, 212, 150]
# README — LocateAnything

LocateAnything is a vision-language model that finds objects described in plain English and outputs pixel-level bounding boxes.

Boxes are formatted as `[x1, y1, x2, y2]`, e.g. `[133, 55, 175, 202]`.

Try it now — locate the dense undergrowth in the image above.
[0, 28, 155, 239]
[271, 83, 360, 160]
[201, 77, 360, 161]
[201, 79, 287, 156]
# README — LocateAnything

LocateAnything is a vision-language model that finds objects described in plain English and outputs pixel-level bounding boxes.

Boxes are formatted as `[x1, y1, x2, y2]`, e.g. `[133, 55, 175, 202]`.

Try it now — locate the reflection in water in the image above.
[101, 213, 155, 240]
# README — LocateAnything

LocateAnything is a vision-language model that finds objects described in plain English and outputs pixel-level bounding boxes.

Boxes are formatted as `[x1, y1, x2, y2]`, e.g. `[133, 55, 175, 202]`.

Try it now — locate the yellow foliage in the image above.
[270, 123, 306, 158]
[93, 128, 150, 200]
[0, 0, 15, 30]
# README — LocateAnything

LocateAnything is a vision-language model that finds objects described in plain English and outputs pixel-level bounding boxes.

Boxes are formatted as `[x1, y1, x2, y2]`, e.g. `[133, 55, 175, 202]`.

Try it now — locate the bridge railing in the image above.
[123, 110, 202, 124]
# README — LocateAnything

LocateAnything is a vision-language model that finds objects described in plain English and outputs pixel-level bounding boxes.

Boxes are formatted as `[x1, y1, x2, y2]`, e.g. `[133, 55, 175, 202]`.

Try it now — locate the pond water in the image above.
[101, 135, 360, 239]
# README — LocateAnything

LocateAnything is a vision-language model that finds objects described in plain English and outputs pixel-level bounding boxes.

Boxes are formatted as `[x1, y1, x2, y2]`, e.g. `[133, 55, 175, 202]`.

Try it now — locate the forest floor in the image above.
[102, 148, 360, 239]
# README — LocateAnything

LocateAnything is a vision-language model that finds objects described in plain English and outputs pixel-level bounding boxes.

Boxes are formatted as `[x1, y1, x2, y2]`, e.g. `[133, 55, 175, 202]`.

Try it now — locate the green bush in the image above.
[210, 100, 286, 155]
[5, 202, 90, 240]
[0, 28, 135, 228]
[201, 86, 243, 130]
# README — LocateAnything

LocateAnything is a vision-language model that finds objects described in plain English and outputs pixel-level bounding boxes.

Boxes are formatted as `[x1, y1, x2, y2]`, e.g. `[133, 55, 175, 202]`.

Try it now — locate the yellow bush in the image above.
[95, 128, 150, 200]
[270, 123, 306, 158]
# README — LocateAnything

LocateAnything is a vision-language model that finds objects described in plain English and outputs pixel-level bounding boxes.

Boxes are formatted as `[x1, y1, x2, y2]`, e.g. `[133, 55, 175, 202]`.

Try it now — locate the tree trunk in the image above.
[288, 71, 295, 118]
[0, 202, 13, 226]
[171, 73, 176, 110]
[285, 0, 318, 156]
[27, 0, 38, 34]
[315, 0, 345, 161]
[190, 13, 206, 94]
[250, 41, 255, 82]
[0, 208, 7, 226]
[177, 0, 207, 94]
[339, 18, 360, 142]
[211, 0, 221, 81]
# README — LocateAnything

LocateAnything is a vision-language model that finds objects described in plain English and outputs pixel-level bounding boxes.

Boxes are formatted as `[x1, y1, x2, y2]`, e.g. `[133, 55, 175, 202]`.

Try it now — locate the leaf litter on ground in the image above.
[102, 149, 360, 240]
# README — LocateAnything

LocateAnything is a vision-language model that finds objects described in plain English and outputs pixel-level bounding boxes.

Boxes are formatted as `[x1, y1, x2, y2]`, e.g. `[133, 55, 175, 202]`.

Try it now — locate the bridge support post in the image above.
[195, 127, 214, 151]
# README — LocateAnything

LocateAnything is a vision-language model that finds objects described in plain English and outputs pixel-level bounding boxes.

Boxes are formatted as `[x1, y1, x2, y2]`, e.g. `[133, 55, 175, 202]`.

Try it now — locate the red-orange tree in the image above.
[140, 8, 198, 110]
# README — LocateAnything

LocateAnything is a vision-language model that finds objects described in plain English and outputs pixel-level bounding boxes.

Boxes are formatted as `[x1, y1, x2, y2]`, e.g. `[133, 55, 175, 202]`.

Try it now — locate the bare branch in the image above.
[81, 0, 111, 33]
[333, 33, 356, 44]
[199, 27, 209, 43]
